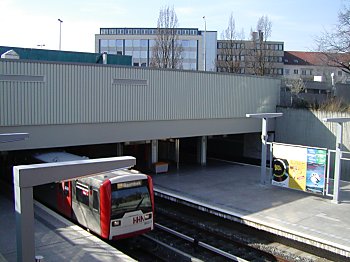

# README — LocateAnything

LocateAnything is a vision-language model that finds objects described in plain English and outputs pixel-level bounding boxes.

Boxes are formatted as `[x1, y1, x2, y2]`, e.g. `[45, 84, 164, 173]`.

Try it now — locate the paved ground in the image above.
[0, 192, 135, 262]
[152, 160, 350, 258]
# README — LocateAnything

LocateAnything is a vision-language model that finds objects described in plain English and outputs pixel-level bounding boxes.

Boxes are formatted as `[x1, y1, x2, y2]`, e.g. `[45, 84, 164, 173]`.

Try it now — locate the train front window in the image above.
[111, 183, 151, 219]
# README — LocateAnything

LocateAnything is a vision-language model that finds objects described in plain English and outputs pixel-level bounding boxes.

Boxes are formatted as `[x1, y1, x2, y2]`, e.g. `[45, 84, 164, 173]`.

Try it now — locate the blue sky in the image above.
[0, 0, 346, 52]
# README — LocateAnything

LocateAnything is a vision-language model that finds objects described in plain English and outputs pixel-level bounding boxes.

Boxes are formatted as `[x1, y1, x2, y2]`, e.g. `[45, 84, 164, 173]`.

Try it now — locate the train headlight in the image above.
[112, 220, 121, 227]
[144, 213, 152, 220]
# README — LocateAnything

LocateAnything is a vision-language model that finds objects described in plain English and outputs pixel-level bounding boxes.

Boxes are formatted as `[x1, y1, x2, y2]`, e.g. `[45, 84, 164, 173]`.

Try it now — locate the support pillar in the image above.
[261, 118, 268, 184]
[175, 139, 180, 169]
[116, 143, 123, 156]
[198, 136, 207, 166]
[151, 140, 158, 164]
[14, 184, 35, 262]
[333, 122, 343, 204]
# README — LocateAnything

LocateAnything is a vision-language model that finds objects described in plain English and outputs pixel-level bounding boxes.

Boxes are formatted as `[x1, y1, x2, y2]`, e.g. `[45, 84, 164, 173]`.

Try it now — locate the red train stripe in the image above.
[100, 179, 111, 239]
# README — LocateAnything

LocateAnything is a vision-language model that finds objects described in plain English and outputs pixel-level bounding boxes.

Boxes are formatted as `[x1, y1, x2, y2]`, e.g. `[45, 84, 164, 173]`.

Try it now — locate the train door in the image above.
[57, 181, 72, 218]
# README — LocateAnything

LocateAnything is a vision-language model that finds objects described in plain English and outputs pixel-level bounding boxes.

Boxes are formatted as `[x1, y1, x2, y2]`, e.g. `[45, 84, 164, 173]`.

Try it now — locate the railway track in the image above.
[113, 197, 339, 261]
[151, 197, 336, 262]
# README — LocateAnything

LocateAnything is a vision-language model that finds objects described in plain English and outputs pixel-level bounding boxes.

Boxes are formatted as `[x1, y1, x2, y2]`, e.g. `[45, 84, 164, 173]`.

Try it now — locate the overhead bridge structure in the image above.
[0, 59, 280, 164]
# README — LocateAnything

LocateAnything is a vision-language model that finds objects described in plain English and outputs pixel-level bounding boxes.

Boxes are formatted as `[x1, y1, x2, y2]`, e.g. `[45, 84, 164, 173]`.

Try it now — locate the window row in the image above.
[217, 42, 245, 49]
[100, 39, 197, 49]
[256, 43, 284, 51]
[100, 28, 199, 36]
[217, 55, 245, 61]
[217, 67, 246, 74]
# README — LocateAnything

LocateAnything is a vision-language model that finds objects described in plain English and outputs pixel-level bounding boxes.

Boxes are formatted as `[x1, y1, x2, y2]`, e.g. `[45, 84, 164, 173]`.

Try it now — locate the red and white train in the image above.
[33, 152, 154, 240]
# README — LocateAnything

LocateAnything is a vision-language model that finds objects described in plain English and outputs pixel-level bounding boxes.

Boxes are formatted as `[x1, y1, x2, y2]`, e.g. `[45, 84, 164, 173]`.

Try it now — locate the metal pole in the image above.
[58, 19, 63, 50]
[333, 122, 343, 203]
[261, 118, 268, 184]
[203, 16, 206, 71]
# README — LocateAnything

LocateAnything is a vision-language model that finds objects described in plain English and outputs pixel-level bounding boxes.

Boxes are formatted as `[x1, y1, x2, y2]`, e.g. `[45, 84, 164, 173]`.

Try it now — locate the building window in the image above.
[294, 69, 299, 74]
[285, 69, 290, 75]
[218, 42, 223, 49]
[125, 40, 133, 47]
[100, 39, 108, 47]
[116, 40, 123, 48]
[338, 71, 343, 76]
[301, 69, 307, 75]
[189, 40, 197, 48]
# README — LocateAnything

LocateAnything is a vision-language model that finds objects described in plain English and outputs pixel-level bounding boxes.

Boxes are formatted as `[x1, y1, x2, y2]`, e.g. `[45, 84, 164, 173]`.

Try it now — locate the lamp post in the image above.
[203, 16, 206, 71]
[323, 117, 350, 203]
[58, 19, 63, 50]
[246, 113, 283, 185]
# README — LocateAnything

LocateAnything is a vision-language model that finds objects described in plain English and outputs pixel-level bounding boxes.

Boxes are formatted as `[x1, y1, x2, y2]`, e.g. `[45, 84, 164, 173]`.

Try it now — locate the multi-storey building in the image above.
[95, 28, 217, 71]
[216, 34, 284, 76]
[283, 51, 350, 84]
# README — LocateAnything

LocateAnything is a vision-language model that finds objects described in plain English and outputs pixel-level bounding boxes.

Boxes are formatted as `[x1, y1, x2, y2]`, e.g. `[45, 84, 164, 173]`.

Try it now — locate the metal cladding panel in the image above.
[0, 60, 280, 126]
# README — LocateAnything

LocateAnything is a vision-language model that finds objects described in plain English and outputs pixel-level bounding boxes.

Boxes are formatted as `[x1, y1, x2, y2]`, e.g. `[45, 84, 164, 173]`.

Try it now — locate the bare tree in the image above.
[316, 2, 350, 74]
[285, 78, 306, 106]
[150, 6, 183, 69]
[247, 15, 276, 76]
[217, 13, 246, 73]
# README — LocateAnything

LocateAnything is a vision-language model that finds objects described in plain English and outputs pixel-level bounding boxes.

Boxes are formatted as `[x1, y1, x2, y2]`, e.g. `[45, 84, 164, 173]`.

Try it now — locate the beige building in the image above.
[283, 51, 350, 84]
[216, 35, 284, 76]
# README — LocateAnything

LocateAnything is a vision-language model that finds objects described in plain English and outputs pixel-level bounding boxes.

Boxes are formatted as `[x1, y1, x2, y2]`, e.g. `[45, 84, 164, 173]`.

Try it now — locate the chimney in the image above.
[258, 30, 264, 42]
[252, 31, 258, 41]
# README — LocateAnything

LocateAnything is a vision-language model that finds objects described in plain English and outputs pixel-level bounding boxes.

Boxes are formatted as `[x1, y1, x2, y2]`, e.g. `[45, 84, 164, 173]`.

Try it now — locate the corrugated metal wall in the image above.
[0, 60, 280, 126]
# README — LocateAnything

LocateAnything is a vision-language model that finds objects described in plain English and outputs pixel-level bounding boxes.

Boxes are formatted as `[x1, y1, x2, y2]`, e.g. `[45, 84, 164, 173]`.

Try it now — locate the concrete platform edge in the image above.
[154, 187, 350, 258]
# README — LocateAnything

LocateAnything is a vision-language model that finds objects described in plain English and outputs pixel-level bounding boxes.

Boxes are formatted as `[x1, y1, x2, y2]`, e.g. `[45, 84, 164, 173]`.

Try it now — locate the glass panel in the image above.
[100, 39, 108, 47]
[111, 185, 152, 219]
[140, 39, 148, 47]
[108, 40, 116, 47]
[125, 40, 133, 47]
[133, 39, 141, 47]
[116, 40, 123, 47]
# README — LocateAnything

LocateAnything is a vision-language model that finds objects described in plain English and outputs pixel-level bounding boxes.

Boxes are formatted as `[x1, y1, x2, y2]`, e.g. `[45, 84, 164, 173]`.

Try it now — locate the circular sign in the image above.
[272, 159, 289, 182]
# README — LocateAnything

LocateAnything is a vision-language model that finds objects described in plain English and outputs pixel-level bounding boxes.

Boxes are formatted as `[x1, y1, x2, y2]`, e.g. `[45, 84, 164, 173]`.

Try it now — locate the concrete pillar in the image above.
[116, 143, 123, 156]
[151, 140, 158, 164]
[175, 139, 180, 169]
[14, 184, 35, 262]
[198, 136, 207, 166]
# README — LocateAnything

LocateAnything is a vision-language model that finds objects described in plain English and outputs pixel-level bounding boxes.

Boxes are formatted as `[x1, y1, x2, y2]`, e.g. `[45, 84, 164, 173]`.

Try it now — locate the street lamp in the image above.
[203, 16, 206, 71]
[58, 18, 63, 50]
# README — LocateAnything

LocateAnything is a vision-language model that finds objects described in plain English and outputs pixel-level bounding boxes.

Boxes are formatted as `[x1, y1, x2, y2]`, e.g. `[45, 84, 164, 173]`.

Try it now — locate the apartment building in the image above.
[284, 51, 349, 84]
[216, 35, 284, 76]
[95, 28, 217, 71]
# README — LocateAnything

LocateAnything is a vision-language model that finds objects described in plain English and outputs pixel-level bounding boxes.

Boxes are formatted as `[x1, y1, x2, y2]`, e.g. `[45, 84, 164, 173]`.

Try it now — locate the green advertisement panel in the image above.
[272, 143, 327, 195]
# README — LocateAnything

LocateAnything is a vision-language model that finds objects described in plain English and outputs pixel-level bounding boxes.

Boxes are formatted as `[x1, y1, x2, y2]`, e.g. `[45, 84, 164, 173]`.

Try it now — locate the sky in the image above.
[0, 0, 347, 53]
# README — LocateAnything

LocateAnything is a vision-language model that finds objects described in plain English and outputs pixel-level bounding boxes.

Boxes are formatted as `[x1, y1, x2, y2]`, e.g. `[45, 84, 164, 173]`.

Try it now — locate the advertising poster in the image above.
[272, 143, 327, 195]
[305, 148, 327, 194]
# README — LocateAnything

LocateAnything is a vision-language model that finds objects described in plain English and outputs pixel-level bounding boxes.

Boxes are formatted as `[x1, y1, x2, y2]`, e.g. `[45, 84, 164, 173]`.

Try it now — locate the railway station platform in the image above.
[152, 160, 350, 259]
[0, 191, 135, 262]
